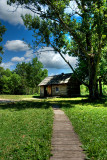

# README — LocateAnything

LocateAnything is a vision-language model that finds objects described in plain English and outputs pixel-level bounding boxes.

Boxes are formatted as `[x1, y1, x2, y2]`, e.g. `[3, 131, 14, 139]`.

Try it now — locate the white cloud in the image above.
[0, 0, 35, 25]
[25, 57, 32, 62]
[24, 50, 35, 62]
[4, 40, 29, 51]
[11, 49, 34, 63]
[38, 47, 77, 69]
[65, 1, 77, 13]
[11, 56, 25, 62]
[0, 62, 14, 69]
[0, 0, 80, 26]
[24, 50, 34, 58]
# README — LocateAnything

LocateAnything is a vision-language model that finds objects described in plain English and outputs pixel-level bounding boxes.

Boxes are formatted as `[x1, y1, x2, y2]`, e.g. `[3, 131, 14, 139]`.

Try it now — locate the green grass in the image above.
[57, 98, 107, 160]
[0, 95, 34, 100]
[0, 95, 107, 159]
[0, 101, 53, 160]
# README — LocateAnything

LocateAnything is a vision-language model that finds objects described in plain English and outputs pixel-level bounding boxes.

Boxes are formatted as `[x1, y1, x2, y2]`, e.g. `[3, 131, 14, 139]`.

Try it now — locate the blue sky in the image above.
[0, 0, 78, 76]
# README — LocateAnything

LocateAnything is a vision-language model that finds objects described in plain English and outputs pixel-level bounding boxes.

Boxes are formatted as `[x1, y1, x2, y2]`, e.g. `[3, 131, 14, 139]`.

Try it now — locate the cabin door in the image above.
[47, 85, 52, 96]
[44, 85, 52, 97]
[44, 86, 47, 97]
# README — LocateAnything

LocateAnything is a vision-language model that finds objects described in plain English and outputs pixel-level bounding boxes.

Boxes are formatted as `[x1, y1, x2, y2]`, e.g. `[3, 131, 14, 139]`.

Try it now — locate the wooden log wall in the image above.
[52, 84, 68, 96]
[40, 86, 44, 97]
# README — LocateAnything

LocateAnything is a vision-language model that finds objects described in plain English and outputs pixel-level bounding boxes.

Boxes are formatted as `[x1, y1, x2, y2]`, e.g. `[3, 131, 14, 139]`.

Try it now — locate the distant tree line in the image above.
[0, 57, 48, 95]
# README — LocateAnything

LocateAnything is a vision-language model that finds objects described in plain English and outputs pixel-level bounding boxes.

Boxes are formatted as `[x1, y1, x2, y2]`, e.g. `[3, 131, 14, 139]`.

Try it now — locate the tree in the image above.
[0, 68, 12, 94]
[26, 57, 48, 93]
[75, 46, 107, 96]
[0, 67, 5, 93]
[0, 21, 6, 63]
[0, 68, 22, 94]
[8, 0, 107, 99]
[14, 57, 48, 94]
[98, 46, 107, 96]
[14, 62, 28, 94]
[9, 73, 22, 94]
[0, 67, 21, 94]
[0, 68, 13, 94]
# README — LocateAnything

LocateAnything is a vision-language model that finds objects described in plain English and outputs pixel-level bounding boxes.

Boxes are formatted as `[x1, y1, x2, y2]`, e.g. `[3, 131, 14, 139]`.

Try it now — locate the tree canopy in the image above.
[7, 0, 107, 99]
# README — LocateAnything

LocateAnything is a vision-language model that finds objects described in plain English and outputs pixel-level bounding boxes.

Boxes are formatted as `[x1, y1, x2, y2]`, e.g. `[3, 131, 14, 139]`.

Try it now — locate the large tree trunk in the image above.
[88, 57, 99, 99]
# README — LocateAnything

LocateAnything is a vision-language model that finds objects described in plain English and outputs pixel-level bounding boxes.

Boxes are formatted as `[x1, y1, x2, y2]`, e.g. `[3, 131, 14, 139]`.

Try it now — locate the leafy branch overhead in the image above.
[7, 0, 107, 99]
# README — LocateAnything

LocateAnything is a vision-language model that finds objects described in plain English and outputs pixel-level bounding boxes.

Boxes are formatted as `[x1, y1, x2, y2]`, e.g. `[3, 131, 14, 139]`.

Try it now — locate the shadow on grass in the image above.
[0, 100, 51, 111]
[48, 96, 107, 108]
[0, 96, 106, 110]
[33, 95, 41, 98]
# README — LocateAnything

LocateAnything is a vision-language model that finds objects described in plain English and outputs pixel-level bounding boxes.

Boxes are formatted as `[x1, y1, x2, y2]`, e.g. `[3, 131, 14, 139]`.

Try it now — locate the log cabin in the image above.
[38, 73, 81, 97]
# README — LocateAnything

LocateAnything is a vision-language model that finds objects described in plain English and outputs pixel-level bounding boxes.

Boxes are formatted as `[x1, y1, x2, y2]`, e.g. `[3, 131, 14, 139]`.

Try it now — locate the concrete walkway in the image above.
[50, 104, 86, 160]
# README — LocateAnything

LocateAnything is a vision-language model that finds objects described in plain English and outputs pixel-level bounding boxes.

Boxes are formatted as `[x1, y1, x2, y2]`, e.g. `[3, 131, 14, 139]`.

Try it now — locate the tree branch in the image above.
[45, 0, 88, 59]
[50, 44, 89, 87]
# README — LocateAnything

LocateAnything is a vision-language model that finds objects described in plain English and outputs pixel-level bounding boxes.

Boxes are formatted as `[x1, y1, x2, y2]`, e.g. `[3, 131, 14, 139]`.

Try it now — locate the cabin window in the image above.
[56, 87, 59, 92]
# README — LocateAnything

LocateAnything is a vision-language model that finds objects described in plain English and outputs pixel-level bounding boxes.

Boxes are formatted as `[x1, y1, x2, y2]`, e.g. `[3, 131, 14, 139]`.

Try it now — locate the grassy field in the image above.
[0, 95, 35, 100]
[0, 95, 107, 160]
[0, 101, 53, 160]
[55, 97, 107, 160]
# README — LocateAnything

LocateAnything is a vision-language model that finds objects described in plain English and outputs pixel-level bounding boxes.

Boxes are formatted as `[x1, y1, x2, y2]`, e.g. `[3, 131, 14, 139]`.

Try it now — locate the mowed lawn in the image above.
[57, 98, 107, 160]
[0, 101, 53, 160]
[0, 96, 107, 160]
[0, 95, 35, 100]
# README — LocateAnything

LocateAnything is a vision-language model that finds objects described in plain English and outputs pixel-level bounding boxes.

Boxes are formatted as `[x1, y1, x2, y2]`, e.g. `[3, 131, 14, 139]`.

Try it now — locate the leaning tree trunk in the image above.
[88, 56, 99, 100]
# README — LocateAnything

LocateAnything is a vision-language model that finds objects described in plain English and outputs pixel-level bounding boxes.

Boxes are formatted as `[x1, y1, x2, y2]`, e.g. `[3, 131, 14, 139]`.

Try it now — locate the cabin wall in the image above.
[52, 84, 68, 96]
[40, 86, 44, 97]
[67, 78, 80, 96]
[40, 78, 80, 97]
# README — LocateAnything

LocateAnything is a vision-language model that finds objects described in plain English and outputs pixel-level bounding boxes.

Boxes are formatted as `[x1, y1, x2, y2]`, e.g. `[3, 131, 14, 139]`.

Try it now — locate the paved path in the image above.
[50, 104, 86, 160]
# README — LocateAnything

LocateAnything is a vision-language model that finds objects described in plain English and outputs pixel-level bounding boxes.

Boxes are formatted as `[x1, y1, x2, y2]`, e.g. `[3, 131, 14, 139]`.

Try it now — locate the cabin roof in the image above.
[38, 73, 72, 86]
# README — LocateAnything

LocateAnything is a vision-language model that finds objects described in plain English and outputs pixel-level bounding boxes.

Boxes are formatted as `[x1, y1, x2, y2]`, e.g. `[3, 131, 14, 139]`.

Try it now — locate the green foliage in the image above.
[14, 57, 48, 94]
[0, 101, 53, 160]
[0, 57, 48, 95]
[102, 84, 107, 95]
[76, 44, 107, 86]
[80, 85, 89, 96]
[81, 84, 107, 96]
[9, 73, 22, 94]
[0, 68, 22, 94]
